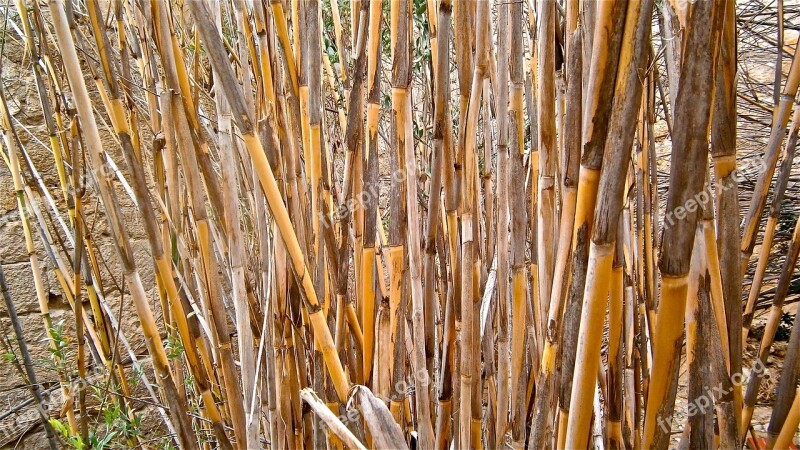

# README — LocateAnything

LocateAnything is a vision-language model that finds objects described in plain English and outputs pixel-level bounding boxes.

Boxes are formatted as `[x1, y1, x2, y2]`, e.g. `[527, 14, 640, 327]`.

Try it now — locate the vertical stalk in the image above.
[362, 0, 382, 384]
[565, 1, 652, 447]
[536, 0, 556, 330]
[189, 0, 350, 402]
[456, 0, 488, 445]
[494, 0, 510, 443]
[643, 1, 725, 447]
[391, 0, 435, 445]
[606, 224, 625, 450]
[685, 228, 714, 449]
[710, 3, 741, 421]
[49, 1, 199, 446]
[508, 1, 527, 446]
[556, 2, 627, 442]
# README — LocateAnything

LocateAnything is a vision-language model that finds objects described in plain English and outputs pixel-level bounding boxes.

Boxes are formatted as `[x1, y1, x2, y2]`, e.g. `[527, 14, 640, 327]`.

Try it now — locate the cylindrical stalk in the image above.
[643, 1, 725, 447]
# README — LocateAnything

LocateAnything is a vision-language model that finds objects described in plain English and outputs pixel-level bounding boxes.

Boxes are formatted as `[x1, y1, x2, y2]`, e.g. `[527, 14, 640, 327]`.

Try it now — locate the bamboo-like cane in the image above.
[71, 180, 88, 445]
[702, 192, 732, 373]
[699, 185, 740, 448]
[391, 0, 435, 445]
[710, 3, 742, 426]
[536, 0, 557, 340]
[306, 0, 323, 263]
[49, 1, 199, 447]
[642, 1, 725, 447]
[0, 263, 59, 450]
[685, 228, 715, 448]
[607, 223, 626, 450]
[770, 387, 800, 450]
[743, 108, 800, 345]
[556, 2, 627, 444]
[622, 193, 638, 445]
[386, 0, 408, 416]
[423, 0, 447, 410]
[456, 1, 489, 446]
[767, 301, 800, 448]
[189, 0, 349, 403]
[362, 0, 382, 384]
[508, 1, 527, 446]
[740, 46, 800, 276]
[443, 0, 464, 440]
[565, 2, 653, 446]
[742, 212, 800, 439]
[491, 2, 511, 446]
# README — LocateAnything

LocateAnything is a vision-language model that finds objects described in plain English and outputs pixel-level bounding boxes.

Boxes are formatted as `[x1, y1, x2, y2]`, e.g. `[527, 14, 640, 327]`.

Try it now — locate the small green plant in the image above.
[157, 437, 178, 450]
[40, 320, 72, 375]
[46, 321, 68, 358]
[128, 363, 144, 388]
[165, 329, 184, 360]
[49, 418, 85, 449]
[184, 373, 195, 392]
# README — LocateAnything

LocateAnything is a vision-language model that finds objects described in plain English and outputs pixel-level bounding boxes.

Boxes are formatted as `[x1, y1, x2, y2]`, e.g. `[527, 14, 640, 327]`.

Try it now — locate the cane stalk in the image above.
[455, 0, 489, 446]
[743, 108, 800, 345]
[685, 228, 715, 448]
[766, 299, 800, 448]
[493, 0, 510, 443]
[508, 0, 527, 445]
[49, 1, 199, 446]
[362, 0, 382, 383]
[189, 0, 350, 403]
[606, 223, 626, 450]
[391, 0, 435, 444]
[740, 46, 800, 277]
[556, 2, 627, 443]
[741, 211, 800, 439]
[643, 1, 725, 447]
[535, 0, 556, 344]
[710, 2, 741, 424]
[565, 2, 652, 446]
[770, 387, 800, 450]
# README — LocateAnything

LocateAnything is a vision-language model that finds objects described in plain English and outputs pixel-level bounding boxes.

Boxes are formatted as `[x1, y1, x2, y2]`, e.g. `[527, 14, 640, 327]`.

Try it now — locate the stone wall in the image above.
[0, 9, 162, 446]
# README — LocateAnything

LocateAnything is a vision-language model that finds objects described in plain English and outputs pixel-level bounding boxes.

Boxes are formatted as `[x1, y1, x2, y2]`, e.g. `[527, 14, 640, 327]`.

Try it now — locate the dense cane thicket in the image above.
[1, 0, 800, 449]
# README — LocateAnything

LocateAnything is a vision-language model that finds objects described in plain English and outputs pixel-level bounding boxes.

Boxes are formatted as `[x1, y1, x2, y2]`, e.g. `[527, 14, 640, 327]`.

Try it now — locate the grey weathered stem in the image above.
[0, 264, 58, 450]
[50, 0, 199, 446]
